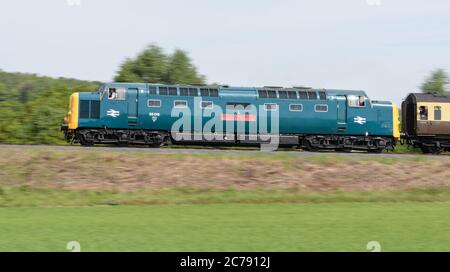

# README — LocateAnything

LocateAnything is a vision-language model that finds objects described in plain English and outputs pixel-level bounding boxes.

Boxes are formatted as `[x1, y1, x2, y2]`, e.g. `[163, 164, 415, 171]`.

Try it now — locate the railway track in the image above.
[0, 144, 439, 159]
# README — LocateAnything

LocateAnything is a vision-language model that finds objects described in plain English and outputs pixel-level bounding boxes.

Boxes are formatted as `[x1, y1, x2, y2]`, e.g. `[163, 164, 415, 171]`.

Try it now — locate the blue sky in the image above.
[0, 0, 449, 105]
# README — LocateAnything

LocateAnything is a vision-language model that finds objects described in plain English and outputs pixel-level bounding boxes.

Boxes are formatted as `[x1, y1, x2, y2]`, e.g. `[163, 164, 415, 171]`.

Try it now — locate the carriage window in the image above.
[289, 104, 303, 112]
[201, 101, 213, 109]
[168, 87, 178, 96]
[148, 86, 157, 95]
[298, 91, 308, 100]
[288, 91, 298, 99]
[434, 106, 442, 121]
[148, 99, 161, 107]
[348, 95, 366, 107]
[108, 87, 126, 100]
[278, 91, 288, 99]
[419, 106, 428, 120]
[188, 88, 198, 96]
[264, 103, 278, 111]
[180, 88, 189, 96]
[174, 100, 187, 108]
[315, 104, 328, 112]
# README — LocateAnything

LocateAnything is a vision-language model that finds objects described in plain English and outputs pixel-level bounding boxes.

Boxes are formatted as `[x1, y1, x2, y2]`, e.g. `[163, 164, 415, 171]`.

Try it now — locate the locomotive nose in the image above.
[392, 103, 401, 140]
[66, 92, 79, 130]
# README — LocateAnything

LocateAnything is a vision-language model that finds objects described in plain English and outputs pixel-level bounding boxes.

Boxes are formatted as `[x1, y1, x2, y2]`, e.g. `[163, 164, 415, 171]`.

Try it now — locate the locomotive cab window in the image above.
[348, 95, 366, 107]
[434, 106, 442, 121]
[108, 87, 126, 100]
[419, 106, 428, 120]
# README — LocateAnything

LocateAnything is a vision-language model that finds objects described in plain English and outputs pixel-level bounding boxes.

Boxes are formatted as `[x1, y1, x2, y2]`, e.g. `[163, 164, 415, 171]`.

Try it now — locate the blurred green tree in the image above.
[114, 44, 205, 84]
[420, 69, 449, 94]
[165, 49, 205, 84]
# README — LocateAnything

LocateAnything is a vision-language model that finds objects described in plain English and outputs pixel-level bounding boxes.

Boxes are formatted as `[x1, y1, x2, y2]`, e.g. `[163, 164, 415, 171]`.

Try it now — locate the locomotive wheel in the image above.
[302, 140, 318, 152]
[79, 136, 94, 147]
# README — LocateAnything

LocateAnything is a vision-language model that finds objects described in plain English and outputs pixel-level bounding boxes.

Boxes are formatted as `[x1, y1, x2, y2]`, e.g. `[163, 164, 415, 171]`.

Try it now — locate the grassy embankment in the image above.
[1, 147, 450, 251]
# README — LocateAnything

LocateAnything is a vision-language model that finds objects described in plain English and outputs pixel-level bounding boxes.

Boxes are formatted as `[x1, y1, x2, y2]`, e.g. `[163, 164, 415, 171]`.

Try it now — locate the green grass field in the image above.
[1, 147, 450, 252]
[1, 203, 450, 252]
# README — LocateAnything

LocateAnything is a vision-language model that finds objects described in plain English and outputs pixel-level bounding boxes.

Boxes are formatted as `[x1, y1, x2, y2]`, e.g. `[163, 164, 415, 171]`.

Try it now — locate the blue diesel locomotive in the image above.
[61, 83, 400, 152]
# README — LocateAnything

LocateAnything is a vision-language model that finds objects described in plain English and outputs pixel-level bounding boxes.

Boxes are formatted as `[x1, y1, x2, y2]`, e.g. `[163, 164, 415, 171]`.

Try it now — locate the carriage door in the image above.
[336, 95, 347, 131]
[127, 88, 138, 126]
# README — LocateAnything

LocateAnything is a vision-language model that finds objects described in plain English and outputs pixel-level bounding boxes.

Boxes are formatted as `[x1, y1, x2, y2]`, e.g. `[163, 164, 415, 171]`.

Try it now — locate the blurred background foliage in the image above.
[0, 71, 99, 144]
[114, 44, 205, 85]
[420, 68, 450, 95]
[0, 44, 205, 144]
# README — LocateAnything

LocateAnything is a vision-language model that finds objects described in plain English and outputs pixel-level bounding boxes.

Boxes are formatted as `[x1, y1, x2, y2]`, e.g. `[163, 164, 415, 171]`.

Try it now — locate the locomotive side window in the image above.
[201, 101, 213, 109]
[419, 106, 428, 120]
[434, 106, 442, 121]
[289, 104, 303, 112]
[174, 100, 187, 108]
[264, 103, 278, 111]
[108, 87, 126, 100]
[348, 95, 366, 107]
[148, 99, 161, 107]
[315, 104, 328, 112]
